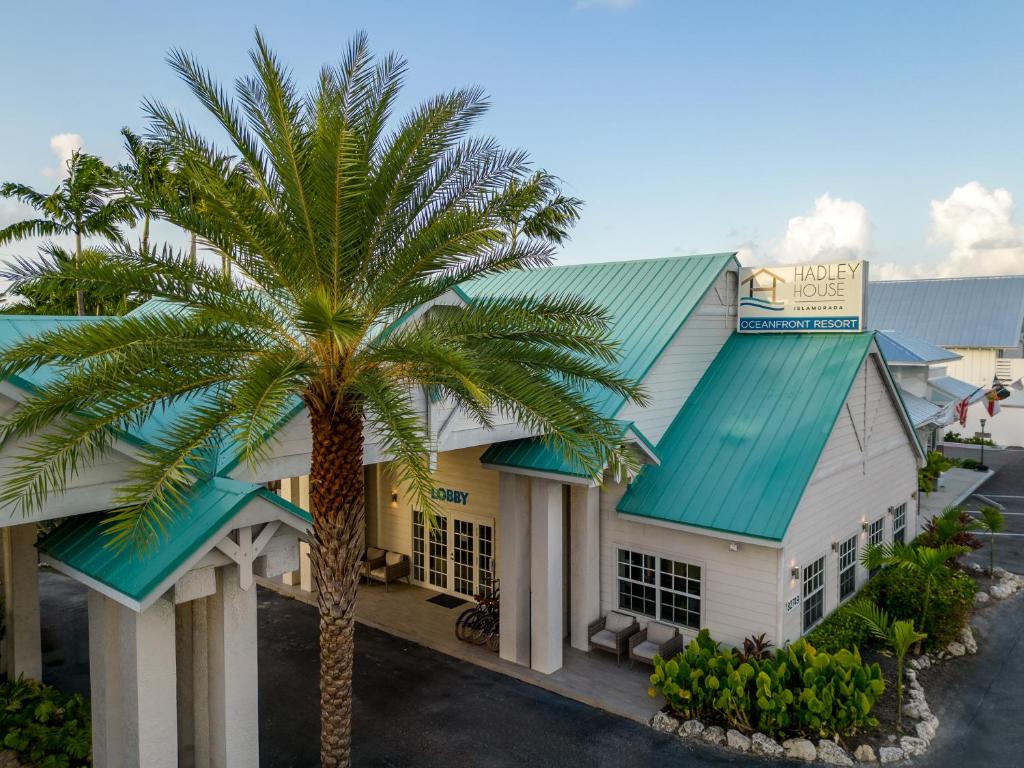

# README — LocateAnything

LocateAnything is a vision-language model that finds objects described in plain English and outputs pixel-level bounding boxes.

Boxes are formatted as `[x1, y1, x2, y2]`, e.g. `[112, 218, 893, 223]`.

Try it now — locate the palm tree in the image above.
[862, 542, 966, 651]
[0, 151, 136, 315]
[848, 599, 926, 730]
[0, 33, 643, 767]
[488, 169, 583, 247]
[118, 127, 175, 256]
[974, 506, 1005, 575]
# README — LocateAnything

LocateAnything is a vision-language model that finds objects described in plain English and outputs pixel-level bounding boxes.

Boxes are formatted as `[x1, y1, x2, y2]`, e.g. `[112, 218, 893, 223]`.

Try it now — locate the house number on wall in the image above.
[785, 594, 801, 613]
[432, 486, 469, 505]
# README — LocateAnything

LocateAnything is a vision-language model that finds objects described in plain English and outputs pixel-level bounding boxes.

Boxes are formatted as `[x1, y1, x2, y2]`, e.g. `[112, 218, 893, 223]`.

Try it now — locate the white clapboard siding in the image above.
[616, 268, 738, 445]
[599, 478, 780, 649]
[779, 354, 919, 643]
[945, 347, 998, 387]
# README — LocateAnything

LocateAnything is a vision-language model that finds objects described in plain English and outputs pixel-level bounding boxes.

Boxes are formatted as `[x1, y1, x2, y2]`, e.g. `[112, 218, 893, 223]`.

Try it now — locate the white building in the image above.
[870, 275, 1024, 446]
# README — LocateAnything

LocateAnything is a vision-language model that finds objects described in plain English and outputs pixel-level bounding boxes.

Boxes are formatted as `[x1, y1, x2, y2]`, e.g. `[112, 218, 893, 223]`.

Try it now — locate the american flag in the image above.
[955, 397, 970, 427]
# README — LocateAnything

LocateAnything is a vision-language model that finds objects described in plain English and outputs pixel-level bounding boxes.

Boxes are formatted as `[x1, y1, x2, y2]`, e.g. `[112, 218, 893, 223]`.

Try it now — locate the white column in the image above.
[2, 523, 41, 680]
[497, 472, 531, 666]
[280, 477, 303, 587]
[530, 479, 563, 674]
[89, 591, 178, 768]
[207, 565, 259, 768]
[176, 599, 212, 768]
[570, 484, 601, 652]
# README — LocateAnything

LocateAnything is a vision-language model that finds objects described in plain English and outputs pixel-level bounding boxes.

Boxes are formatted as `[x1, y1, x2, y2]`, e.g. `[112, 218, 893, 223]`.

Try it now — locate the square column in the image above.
[88, 591, 178, 768]
[497, 472, 531, 666]
[569, 484, 601, 652]
[2, 523, 41, 680]
[530, 479, 563, 674]
[207, 565, 259, 768]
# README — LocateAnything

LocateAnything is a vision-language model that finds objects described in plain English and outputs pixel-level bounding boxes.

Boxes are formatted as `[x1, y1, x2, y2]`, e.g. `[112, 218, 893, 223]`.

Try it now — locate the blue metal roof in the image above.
[929, 375, 985, 403]
[869, 276, 1024, 349]
[876, 330, 960, 365]
[37, 477, 310, 608]
[617, 332, 877, 541]
[461, 253, 736, 417]
[898, 387, 943, 428]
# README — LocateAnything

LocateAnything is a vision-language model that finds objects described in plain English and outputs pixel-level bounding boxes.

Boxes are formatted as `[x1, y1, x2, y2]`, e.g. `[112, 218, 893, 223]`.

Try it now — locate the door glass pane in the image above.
[478, 524, 494, 598]
[428, 515, 448, 588]
[453, 519, 475, 595]
[412, 511, 425, 582]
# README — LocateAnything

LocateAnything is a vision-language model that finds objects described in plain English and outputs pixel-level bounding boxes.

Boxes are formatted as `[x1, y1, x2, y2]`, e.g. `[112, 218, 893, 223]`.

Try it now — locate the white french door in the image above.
[412, 511, 494, 598]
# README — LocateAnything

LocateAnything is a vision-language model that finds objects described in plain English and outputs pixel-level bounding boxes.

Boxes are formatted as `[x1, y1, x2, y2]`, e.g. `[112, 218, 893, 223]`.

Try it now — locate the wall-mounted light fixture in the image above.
[790, 565, 800, 580]
[830, 541, 839, 552]
[861, 520, 869, 532]
[390, 491, 399, 508]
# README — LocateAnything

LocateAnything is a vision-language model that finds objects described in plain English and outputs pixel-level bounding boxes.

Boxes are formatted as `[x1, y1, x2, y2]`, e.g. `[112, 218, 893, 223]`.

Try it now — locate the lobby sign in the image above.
[737, 261, 867, 333]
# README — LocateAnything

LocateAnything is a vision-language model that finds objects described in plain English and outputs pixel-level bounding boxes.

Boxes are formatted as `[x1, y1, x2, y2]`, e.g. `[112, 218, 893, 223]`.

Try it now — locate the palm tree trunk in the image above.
[142, 212, 150, 256]
[189, 231, 197, 264]
[307, 395, 365, 768]
[74, 230, 85, 316]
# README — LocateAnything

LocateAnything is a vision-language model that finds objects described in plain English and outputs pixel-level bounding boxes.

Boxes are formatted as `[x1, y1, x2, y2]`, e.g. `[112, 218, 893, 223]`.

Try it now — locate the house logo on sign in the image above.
[739, 268, 788, 311]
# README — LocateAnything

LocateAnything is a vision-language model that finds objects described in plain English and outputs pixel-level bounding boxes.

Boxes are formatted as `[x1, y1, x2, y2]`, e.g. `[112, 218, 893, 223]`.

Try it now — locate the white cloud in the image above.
[573, 0, 637, 11]
[41, 133, 84, 178]
[771, 193, 872, 264]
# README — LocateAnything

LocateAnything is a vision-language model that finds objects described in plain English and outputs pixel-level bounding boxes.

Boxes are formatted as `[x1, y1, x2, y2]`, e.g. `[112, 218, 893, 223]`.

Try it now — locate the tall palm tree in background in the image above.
[0, 151, 136, 315]
[119, 127, 175, 256]
[0, 33, 643, 767]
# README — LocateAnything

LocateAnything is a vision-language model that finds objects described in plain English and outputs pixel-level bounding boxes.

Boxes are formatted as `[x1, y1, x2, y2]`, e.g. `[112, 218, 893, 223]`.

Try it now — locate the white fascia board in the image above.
[480, 462, 597, 487]
[615, 511, 784, 549]
[39, 554, 143, 612]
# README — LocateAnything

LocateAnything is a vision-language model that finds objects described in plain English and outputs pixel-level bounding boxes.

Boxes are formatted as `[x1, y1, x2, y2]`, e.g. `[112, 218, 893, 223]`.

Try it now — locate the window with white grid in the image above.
[838, 536, 858, 602]
[892, 503, 907, 544]
[617, 548, 702, 629]
[802, 556, 825, 632]
[868, 517, 885, 577]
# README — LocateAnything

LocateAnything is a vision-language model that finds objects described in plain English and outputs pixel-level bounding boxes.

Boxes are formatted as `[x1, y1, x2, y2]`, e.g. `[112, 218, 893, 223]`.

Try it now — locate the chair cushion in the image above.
[590, 629, 618, 651]
[646, 621, 676, 646]
[366, 547, 386, 560]
[604, 611, 635, 633]
[385, 551, 404, 566]
[369, 566, 387, 580]
[632, 640, 660, 660]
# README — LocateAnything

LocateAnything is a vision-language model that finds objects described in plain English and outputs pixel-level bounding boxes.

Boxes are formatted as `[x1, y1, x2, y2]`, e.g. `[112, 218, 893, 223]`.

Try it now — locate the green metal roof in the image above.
[479, 420, 658, 479]
[37, 477, 310, 608]
[617, 332, 877, 541]
[461, 253, 736, 417]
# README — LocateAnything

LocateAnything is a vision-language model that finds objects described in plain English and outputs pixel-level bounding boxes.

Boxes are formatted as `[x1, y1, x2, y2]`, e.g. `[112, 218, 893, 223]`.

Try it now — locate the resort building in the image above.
[870, 275, 1024, 446]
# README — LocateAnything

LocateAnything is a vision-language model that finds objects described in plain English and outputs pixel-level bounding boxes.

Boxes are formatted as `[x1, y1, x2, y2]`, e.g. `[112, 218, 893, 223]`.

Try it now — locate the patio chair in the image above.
[368, 551, 411, 591]
[360, 547, 387, 583]
[587, 611, 640, 665]
[628, 621, 683, 668]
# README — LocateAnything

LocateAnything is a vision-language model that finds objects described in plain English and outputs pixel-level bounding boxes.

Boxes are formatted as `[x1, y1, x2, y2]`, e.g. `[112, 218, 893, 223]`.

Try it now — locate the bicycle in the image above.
[455, 580, 500, 651]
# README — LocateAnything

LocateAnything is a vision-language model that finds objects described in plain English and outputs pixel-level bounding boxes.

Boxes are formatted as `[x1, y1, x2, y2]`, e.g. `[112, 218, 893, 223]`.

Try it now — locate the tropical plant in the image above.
[0, 33, 643, 768]
[0, 676, 91, 767]
[847, 599, 926, 730]
[867, 563, 975, 650]
[974, 506, 1006, 575]
[918, 450, 960, 493]
[486, 169, 583, 247]
[648, 631, 884, 738]
[919, 505, 982, 558]
[0, 150, 136, 315]
[804, 600, 873, 653]
[739, 632, 773, 662]
[862, 542, 966, 651]
[118, 127, 176, 256]
[1, 243, 145, 316]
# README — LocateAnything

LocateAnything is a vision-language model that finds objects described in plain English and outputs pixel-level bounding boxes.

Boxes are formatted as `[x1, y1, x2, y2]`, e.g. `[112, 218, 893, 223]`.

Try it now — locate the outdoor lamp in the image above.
[790, 566, 800, 580]
[390, 491, 399, 508]
[861, 520, 869, 532]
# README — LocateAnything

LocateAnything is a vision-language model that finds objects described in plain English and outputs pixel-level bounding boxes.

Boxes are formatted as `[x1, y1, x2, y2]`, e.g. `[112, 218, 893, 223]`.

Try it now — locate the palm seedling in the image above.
[847, 599, 926, 731]
[974, 506, 1005, 576]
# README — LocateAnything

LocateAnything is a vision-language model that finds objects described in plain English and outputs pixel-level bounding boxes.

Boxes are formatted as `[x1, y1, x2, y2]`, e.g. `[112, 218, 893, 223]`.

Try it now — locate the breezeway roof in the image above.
[876, 330, 960, 365]
[898, 387, 944, 428]
[869, 276, 1024, 349]
[617, 332, 899, 541]
[38, 477, 310, 610]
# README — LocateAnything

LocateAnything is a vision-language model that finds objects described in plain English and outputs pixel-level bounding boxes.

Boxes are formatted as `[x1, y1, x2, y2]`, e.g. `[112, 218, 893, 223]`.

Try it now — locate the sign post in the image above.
[737, 261, 868, 333]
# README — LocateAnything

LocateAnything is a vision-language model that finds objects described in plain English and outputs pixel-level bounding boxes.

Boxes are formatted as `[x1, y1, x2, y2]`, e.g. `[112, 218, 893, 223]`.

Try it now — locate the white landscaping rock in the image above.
[878, 746, 905, 764]
[916, 717, 937, 742]
[991, 583, 1013, 599]
[651, 711, 678, 733]
[916, 655, 931, 670]
[900, 736, 929, 758]
[726, 729, 751, 752]
[680, 719, 705, 738]
[751, 732, 784, 757]
[783, 738, 818, 762]
[817, 739, 855, 766]
[946, 640, 966, 657]
[993, 567, 1008, 579]
[975, 591, 990, 605]
[903, 701, 930, 720]
[959, 626, 978, 654]
[702, 725, 726, 746]
[853, 743, 878, 762]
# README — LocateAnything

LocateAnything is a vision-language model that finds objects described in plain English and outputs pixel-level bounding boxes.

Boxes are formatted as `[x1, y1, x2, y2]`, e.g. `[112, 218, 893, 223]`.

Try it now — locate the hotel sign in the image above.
[737, 261, 867, 333]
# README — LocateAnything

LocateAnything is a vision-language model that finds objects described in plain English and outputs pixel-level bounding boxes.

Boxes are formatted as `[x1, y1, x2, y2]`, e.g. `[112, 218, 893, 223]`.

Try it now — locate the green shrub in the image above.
[960, 458, 982, 470]
[864, 566, 975, 650]
[805, 601, 874, 653]
[649, 631, 884, 738]
[0, 676, 91, 767]
[944, 431, 994, 446]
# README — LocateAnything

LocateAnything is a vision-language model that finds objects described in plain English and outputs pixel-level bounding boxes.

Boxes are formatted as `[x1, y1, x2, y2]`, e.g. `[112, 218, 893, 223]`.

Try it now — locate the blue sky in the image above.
[3, 0, 1024, 278]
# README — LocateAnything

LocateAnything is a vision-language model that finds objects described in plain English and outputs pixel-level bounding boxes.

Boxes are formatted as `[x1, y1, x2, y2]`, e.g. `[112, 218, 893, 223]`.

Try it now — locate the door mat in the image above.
[427, 593, 468, 609]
